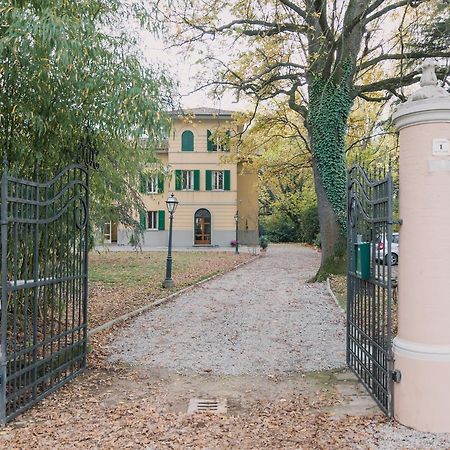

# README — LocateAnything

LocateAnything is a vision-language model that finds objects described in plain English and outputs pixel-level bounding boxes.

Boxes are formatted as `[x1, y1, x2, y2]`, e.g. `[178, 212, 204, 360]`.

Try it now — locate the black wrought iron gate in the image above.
[347, 165, 394, 417]
[0, 162, 89, 424]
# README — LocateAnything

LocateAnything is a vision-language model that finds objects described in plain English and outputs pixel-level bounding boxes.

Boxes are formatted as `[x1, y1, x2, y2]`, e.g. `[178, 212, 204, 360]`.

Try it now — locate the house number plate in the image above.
[433, 138, 450, 156]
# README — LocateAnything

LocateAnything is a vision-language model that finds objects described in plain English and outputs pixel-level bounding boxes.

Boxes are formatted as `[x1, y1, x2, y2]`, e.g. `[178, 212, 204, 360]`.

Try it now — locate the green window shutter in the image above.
[175, 170, 182, 190]
[194, 170, 200, 191]
[158, 210, 165, 230]
[140, 175, 146, 194]
[224, 130, 231, 151]
[207, 130, 213, 152]
[205, 170, 212, 191]
[158, 174, 164, 193]
[181, 130, 194, 151]
[224, 170, 231, 191]
[139, 210, 146, 230]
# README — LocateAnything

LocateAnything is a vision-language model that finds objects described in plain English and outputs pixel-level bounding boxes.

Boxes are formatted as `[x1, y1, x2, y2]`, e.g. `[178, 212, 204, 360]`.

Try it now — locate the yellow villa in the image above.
[113, 107, 259, 247]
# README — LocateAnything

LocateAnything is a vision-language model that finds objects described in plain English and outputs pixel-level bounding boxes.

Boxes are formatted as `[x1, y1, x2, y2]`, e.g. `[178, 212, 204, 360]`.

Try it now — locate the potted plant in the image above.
[259, 235, 269, 254]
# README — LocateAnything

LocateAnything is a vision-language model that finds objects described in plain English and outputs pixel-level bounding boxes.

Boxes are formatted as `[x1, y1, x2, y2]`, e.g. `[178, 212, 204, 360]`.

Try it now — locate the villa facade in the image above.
[113, 107, 259, 247]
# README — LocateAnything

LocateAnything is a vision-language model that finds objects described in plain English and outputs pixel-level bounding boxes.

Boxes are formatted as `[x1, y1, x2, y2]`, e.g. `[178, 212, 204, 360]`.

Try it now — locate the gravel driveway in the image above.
[110, 244, 346, 375]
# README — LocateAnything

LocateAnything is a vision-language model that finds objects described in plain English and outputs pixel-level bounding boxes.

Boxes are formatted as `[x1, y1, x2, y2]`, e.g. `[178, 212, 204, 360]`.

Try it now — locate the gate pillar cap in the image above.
[393, 59, 450, 130]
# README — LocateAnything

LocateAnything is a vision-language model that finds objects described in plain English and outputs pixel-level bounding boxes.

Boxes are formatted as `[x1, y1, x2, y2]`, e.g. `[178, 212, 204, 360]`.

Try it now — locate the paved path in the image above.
[110, 244, 346, 375]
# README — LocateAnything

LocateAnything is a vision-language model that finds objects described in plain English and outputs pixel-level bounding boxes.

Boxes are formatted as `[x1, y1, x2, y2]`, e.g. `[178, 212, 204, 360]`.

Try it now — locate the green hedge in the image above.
[259, 205, 319, 245]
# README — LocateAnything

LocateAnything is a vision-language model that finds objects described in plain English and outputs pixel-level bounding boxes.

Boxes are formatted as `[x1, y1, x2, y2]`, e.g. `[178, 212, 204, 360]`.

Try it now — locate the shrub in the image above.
[259, 235, 269, 249]
[259, 207, 319, 245]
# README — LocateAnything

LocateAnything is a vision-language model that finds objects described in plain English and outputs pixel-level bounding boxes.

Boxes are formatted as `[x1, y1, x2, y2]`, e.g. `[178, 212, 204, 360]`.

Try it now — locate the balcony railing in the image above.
[156, 141, 169, 153]
[139, 137, 168, 153]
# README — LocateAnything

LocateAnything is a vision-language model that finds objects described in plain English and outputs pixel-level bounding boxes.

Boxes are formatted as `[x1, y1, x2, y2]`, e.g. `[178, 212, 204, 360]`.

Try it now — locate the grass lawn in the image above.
[329, 273, 398, 336]
[88, 250, 253, 328]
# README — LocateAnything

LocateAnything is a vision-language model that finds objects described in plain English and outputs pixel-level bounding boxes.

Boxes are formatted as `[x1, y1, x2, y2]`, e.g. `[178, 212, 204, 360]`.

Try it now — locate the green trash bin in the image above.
[355, 242, 370, 280]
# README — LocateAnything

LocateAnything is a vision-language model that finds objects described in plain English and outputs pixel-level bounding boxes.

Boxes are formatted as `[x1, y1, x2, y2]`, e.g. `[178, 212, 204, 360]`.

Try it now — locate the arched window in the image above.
[194, 209, 211, 245]
[181, 130, 194, 151]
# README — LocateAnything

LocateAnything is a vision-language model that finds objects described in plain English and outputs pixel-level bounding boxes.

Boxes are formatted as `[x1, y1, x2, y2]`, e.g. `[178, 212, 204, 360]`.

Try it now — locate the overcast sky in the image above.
[141, 31, 250, 112]
[138, 11, 446, 114]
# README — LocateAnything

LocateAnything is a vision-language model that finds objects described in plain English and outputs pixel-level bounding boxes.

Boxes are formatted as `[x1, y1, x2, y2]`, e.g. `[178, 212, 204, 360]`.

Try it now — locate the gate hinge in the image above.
[392, 369, 402, 383]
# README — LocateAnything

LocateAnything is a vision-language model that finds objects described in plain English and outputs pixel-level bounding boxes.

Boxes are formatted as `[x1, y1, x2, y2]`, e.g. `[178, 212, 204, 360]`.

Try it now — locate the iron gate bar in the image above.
[0, 162, 89, 424]
[347, 164, 394, 417]
[0, 161, 8, 424]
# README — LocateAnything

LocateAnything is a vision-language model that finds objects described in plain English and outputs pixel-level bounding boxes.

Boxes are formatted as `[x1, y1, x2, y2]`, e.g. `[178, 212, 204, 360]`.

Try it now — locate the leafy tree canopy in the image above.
[0, 0, 174, 231]
[410, 2, 450, 54]
[236, 98, 397, 245]
[154, 0, 449, 276]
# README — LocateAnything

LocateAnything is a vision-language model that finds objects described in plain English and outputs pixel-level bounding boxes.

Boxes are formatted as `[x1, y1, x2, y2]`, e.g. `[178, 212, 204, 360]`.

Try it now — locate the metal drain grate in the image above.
[187, 398, 227, 414]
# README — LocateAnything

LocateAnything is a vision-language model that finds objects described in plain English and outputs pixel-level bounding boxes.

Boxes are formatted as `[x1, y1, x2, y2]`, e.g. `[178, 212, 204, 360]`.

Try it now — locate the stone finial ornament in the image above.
[420, 59, 439, 87]
[409, 59, 450, 101]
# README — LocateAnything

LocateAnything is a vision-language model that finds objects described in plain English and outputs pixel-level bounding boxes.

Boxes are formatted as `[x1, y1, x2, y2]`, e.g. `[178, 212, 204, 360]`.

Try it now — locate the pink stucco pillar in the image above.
[392, 61, 450, 432]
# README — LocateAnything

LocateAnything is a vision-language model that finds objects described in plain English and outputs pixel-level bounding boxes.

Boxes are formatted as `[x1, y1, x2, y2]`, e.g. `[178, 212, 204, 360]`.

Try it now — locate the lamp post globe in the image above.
[163, 193, 178, 288]
[166, 193, 178, 215]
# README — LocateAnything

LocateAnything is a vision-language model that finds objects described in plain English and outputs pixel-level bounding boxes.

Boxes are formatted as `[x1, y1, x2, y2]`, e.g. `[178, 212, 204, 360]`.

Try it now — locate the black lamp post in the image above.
[234, 211, 239, 254]
[163, 193, 179, 288]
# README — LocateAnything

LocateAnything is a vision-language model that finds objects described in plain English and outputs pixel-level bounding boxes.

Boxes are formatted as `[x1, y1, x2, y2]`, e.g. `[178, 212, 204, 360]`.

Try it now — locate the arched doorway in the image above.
[194, 208, 211, 245]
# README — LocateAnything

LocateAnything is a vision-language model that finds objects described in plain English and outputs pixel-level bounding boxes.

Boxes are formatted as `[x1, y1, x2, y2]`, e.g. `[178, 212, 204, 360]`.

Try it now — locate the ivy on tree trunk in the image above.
[306, 67, 354, 279]
[309, 73, 353, 230]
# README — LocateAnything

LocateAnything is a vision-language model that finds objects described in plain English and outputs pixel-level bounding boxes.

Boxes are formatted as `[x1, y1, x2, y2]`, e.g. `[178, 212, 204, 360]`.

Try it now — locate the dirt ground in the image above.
[1, 245, 448, 449]
[0, 245, 382, 449]
[0, 328, 381, 449]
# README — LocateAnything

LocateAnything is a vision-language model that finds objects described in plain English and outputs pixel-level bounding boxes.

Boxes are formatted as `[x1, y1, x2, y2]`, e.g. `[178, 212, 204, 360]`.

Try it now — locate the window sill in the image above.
[176, 150, 230, 153]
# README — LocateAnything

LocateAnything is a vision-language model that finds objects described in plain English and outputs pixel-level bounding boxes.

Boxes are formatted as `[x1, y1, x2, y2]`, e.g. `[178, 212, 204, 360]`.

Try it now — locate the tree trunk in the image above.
[307, 75, 353, 280]
[311, 157, 346, 281]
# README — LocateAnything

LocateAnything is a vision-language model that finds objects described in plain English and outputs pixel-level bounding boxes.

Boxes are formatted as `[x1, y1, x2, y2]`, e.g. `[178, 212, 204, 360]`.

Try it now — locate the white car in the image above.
[376, 233, 399, 265]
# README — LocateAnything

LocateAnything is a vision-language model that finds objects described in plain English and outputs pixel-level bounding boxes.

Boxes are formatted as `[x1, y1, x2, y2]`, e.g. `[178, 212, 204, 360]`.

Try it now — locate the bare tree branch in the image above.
[359, 50, 450, 70]
[356, 70, 421, 94]
[277, 0, 307, 20]
[365, 0, 426, 24]
[183, 17, 308, 37]
[358, 92, 393, 102]
[288, 81, 308, 120]
[346, 131, 396, 152]
[313, 0, 334, 43]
